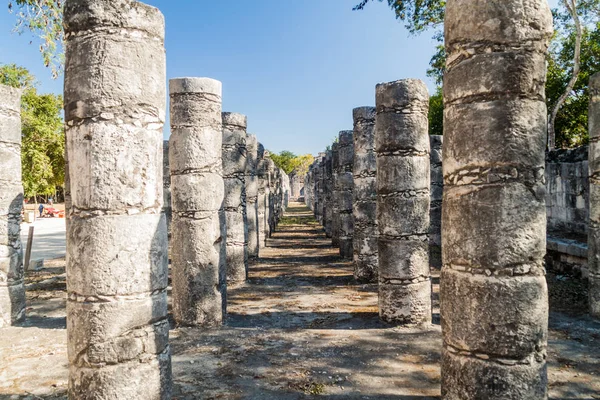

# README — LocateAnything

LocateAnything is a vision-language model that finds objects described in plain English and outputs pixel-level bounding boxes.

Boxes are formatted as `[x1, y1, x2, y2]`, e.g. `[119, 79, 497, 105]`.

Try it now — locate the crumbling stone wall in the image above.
[0, 84, 25, 328]
[441, 1, 553, 398]
[338, 131, 354, 259]
[375, 80, 431, 325]
[589, 72, 600, 318]
[170, 78, 226, 328]
[546, 147, 589, 236]
[222, 113, 249, 284]
[353, 107, 378, 282]
[64, 0, 172, 396]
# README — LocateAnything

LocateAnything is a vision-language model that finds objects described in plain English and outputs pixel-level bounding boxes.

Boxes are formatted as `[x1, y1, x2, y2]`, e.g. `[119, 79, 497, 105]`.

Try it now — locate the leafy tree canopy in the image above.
[7, 0, 63, 78]
[270, 151, 314, 176]
[0, 63, 65, 199]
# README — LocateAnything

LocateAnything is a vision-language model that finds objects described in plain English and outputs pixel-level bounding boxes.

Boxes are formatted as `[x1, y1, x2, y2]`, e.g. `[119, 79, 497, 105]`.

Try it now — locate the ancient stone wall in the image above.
[63, 0, 171, 396]
[441, 1, 553, 397]
[546, 147, 589, 236]
[0, 84, 25, 328]
[222, 113, 248, 284]
[353, 107, 378, 282]
[375, 80, 431, 325]
[324, 150, 333, 238]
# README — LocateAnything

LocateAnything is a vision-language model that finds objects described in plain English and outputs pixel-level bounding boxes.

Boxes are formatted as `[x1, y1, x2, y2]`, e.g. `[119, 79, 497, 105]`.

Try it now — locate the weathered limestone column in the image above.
[353, 107, 378, 282]
[338, 131, 354, 259]
[441, 1, 552, 398]
[246, 134, 260, 259]
[589, 72, 600, 318]
[257, 144, 268, 248]
[163, 140, 172, 238]
[331, 142, 341, 247]
[324, 150, 334, 237]
[266, 157, 277, 236]
[169, 78, 226, 327]
[429, 135, 443, 269]
[222, 113, 248, 284]
[64, 1, 171, 397]
[0, 84, 25, 327]
[375, 80, 431, 325]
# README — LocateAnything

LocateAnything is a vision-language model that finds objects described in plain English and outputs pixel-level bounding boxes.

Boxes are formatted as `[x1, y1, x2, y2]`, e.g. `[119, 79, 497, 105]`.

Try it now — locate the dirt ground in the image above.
[1, 202, 599, 399]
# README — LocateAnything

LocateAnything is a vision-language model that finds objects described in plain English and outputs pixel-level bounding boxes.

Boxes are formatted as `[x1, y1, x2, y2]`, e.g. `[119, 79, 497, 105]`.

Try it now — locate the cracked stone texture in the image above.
[338, 131, 354, 260]
[590, 73, 600, 318]
[0, 84, 25, 328]
[429, 135, 443, 270]
[163, 140, 172, 237]
[375, 79, 431, 326]
[331, 142, 341, 248]
[324, 151, 334, 238]
[222, 112, 249, 285]
[63, 0, 171, 398]
[246, 134, 260, 259]
[257, 144, 270, 248]
[441, 1, 553, 398]
[169, 78, 226, 329]
[353, 106, 378, 283]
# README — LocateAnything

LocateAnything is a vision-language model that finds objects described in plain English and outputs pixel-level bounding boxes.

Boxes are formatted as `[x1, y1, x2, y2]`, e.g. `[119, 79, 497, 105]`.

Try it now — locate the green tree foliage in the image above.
[547, 3, 600, 148]
[270, 150, 314, 176]
[7, 0, 63, 77]
[429, 87, 443, 136]
[0, 63, 65, 199]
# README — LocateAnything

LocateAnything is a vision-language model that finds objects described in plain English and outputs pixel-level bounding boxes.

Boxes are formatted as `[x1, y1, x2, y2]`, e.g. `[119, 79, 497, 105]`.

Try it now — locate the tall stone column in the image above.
[375, 80, 431, 325]
[589, 72, 600, 318]
[257, 144, 269, 248]
[169, 78, 226, 327]
[246, 134, 260, 259]
[338, 131, 354, 259]
[222, 113, 248, 284]
[64, 1, 171, 397]
[324, 150, 333, 238]
[441, 1, 552, 398]
[163, 140, 172, 238]
[331, 142, 341, 247]
[429, 135, 443, 269]
[353, 107, 378, 282]
[0, 84, 25, 327]
[266, 157, 276, 236]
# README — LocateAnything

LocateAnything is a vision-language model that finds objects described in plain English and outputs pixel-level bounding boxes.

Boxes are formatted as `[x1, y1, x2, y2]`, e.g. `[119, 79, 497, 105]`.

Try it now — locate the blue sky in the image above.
[0, 0, 559, 155]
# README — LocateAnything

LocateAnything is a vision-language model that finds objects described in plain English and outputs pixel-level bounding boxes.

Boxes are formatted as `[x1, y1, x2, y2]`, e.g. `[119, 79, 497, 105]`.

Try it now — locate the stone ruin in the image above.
[1, 0, 598, 398]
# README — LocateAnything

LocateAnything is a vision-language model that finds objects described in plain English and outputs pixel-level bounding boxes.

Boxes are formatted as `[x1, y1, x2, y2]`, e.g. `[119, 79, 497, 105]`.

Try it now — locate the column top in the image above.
[376, 79, 429, 109]
[353, 106, 376, 121]
[169, 77, 222, 96]
[338, 130, 353, 146]
[222, 112, 248, 129]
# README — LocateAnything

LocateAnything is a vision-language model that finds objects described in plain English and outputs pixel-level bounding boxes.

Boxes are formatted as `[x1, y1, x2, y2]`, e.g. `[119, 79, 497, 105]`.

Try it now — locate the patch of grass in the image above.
[279, 216, 319, 226]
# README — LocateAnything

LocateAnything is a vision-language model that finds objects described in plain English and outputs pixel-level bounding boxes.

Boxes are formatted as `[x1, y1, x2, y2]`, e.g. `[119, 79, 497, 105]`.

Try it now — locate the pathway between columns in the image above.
[0, 202, 598, 399]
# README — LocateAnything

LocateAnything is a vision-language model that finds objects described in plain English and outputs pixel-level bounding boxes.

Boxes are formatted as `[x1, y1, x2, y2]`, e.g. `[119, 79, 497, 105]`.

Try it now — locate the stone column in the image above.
[169, 78, 226, 327]
[257, 144, 268, 248]
[353, 107, 378, 282]
[0, 84, 25, 327]
[441, 1, 552, 398]
[429, 135, 443, 269]
[375, 80, 431, 325]
[64, 1, 171, 397]
[163, 140, 172, 238]
[246, 134, 260, 259]
[589, 72, 600, 318]
[324, 150, 334, 238]
[331, 142, 341, 247]
[338, 131, 354, 259]
[222, 113, 248, 284]
[266, 157, 276, 236]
